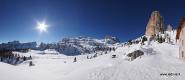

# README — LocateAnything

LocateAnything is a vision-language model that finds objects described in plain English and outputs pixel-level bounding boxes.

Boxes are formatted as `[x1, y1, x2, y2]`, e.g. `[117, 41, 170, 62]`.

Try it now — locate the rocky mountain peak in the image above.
[145, 11, 165, 36]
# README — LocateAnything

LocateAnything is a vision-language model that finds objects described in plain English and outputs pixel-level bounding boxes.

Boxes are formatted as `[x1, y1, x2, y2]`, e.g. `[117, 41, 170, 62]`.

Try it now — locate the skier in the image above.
[29, 61, 34, 66]
[73, 57, 77, 62]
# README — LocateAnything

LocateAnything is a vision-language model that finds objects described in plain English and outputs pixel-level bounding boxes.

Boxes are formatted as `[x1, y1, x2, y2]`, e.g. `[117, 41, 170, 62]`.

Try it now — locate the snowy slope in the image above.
[89, 42, 184, 80]
[1, 41, 185, 80]
[1, 30, 185, 80]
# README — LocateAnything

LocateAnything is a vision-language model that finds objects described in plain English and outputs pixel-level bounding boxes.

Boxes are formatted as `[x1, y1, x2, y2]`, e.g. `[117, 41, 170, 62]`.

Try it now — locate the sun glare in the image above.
[36, 21, 48, 33]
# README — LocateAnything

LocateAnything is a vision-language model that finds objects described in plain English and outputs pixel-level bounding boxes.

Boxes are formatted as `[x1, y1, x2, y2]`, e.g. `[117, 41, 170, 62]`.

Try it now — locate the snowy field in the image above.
[1, 40, 185, 80]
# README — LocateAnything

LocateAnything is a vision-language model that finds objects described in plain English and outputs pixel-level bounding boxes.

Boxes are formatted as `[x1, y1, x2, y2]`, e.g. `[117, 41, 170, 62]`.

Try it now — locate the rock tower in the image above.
[145, 11, 165, 36]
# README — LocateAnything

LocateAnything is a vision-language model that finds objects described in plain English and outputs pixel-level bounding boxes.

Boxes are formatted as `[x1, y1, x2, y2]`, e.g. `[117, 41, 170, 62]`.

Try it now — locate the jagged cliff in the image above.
[145, 11, 165, 36]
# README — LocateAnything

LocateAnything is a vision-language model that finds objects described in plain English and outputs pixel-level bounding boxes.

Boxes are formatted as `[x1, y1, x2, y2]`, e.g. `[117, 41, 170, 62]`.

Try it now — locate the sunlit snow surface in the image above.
[1, 31, 185, 80]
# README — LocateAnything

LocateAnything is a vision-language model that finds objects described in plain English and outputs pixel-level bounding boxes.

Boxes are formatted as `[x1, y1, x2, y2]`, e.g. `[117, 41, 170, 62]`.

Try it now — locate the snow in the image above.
[1, 41, 185, 80]
[44, 49, 59, 54]
[1, 31, 185, 80]
[0, 41, 37, 50]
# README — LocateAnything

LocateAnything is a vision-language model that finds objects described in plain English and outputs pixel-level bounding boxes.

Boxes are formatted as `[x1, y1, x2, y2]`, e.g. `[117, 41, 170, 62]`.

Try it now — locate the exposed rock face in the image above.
[178, 18, 185, 61]
[127, 50, 144, 61]
[176, 18, 185, 40]
[0, 41, 37, 51]
[145, 11, 165, 36]
[104, 35, 120, 44]
[38, 36, 118, 56]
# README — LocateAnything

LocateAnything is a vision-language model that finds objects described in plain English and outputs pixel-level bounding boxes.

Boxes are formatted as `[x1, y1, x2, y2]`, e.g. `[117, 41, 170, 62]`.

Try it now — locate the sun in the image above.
[36, 21, 48, 33]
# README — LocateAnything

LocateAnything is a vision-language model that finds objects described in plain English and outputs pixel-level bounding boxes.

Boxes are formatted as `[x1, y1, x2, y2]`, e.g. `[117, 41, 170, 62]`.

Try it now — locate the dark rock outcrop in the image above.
[127, 50, 144, 61]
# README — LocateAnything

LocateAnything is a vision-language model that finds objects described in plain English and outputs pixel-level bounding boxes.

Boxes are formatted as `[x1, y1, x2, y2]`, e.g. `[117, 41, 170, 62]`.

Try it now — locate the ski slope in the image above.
[0, 41, 185, 80]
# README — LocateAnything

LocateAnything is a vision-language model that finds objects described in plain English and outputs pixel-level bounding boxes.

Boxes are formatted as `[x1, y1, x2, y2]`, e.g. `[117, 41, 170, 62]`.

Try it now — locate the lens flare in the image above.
[36, 21, 48, 33]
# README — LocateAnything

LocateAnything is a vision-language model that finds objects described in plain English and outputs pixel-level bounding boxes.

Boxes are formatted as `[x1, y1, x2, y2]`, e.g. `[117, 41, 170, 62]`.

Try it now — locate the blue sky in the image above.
[0, 0, 185, 43]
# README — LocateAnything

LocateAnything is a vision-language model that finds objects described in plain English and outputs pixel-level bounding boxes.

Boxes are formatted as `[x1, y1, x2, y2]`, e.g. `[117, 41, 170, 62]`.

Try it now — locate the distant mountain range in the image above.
[0, 36, 120, 56]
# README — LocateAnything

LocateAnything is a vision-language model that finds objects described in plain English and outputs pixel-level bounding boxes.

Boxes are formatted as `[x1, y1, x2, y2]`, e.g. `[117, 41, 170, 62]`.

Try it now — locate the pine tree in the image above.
[142, 36, 147, 43]
[128, 40, 132, 45]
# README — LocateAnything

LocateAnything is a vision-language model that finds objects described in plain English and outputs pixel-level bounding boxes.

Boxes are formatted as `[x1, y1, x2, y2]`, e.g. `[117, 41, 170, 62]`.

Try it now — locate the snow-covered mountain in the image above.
[1, 10, 185, 80]
[1, 30, 185, 80]
[0, 36, 119, 56]
[0, 41, 37, 51]
[38, 36, 119, 55]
